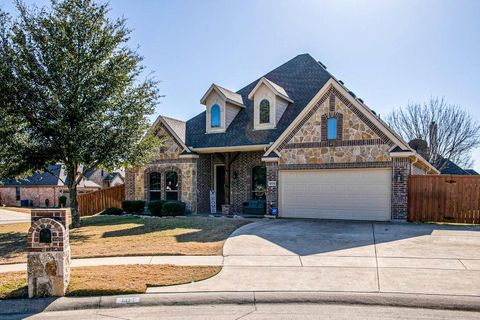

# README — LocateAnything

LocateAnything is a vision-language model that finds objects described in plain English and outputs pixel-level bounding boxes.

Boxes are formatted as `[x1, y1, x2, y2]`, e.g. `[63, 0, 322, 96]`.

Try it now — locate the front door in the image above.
[215, 165, 225, 212]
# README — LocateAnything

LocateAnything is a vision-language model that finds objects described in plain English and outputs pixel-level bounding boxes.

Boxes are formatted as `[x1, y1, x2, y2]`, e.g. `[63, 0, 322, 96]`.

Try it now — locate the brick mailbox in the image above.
[27, 209, 71, 298]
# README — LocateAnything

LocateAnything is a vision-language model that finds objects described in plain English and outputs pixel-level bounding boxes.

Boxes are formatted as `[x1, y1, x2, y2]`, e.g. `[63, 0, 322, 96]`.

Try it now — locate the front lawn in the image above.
[0, 215, 251, 264]
[0, 264, 220, 299]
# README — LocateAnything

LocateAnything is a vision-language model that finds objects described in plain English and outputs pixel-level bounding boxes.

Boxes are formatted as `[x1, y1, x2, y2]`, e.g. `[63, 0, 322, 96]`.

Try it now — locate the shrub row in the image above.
[148, 200, 186, 216]
[122, 200, 145, 214]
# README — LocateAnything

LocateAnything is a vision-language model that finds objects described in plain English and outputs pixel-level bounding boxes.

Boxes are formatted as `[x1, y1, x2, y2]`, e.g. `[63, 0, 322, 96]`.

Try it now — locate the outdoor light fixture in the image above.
[395, 171, 403, 183]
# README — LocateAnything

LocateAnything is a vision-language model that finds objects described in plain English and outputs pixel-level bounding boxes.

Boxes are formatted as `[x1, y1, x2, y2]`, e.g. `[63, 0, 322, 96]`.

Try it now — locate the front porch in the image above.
[196, 151, 271, 216]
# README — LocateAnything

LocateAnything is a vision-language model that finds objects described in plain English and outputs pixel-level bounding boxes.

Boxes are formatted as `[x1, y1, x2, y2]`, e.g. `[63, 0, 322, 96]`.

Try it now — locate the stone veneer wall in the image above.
[129, 160, 197, 213]
[124, 122, 198, 213]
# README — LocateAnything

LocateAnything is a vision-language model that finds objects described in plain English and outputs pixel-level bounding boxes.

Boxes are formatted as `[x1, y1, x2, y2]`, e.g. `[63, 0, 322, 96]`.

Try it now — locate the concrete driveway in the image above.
[148, 219, 480, 296]
[0, 208, 30, 225]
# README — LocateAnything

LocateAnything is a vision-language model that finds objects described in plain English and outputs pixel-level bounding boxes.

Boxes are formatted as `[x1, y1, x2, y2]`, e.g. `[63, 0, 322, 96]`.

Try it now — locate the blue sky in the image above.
[2, 0, 480, 170]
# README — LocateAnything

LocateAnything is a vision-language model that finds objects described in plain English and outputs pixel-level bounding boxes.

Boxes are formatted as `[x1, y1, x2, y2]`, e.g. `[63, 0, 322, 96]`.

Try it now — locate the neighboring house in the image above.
[0, 165, 123, 207]
[437, 158, 480, 175]
[125, 54, 438, 221]
[84, 169, 125, 188]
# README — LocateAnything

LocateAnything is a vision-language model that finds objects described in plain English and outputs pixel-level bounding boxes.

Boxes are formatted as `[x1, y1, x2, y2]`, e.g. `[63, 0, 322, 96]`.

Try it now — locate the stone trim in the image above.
[278, 87, 393, 151]
[150, 159, 195, 164]
[143, 166, 182, 201]
[279, 161, 392, 171]
[284, 138, 384, 149]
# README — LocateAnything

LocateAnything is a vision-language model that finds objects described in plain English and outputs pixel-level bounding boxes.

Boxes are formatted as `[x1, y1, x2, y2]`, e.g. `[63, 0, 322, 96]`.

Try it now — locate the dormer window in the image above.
[201, 84, 245, 133]
[327, 118, 337, 140]
[259, 99, 270, 124]
[211, 104, 221, 128]
[248, 77, 293, 130]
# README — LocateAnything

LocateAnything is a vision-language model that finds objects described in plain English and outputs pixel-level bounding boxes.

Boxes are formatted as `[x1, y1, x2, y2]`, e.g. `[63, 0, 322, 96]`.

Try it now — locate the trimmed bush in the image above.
[59, 196, 67, 208]
[162, 201, 186, 216]
[148, 200, 167, 216]
[101, 207, 124, 216]
[122, 200, 145, 214]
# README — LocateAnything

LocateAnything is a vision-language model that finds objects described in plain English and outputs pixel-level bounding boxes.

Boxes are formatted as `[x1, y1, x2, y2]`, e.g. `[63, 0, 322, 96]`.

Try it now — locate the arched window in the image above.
[251, 166, 267, 200]
[165, 171, 179, 200]
[259, 99, 270, 124]
[211, 104, 221, 128]
[327, 117, 337, 140]
[149, 172, 161, 201]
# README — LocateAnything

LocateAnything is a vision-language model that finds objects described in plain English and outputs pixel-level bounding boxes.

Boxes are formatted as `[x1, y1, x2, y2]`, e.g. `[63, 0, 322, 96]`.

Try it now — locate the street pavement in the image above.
[6, 303, 480, 320]
[0, 208, 30, 225]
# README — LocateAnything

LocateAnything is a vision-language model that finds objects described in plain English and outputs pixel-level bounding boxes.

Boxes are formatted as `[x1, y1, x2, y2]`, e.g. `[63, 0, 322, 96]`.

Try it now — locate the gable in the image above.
[154, 124, 183, 160]
[278, 85, 393, 150]
[274, 82, 395, 166]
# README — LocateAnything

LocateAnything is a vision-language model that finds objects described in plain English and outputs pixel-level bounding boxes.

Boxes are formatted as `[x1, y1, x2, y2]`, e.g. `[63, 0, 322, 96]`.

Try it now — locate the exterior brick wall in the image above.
[196, 154, 212, 213]
[230, 152, 264, 213]
[0, 186, 96, 207]
[265, 162, 279, 213]
[391, 157, 410, 220]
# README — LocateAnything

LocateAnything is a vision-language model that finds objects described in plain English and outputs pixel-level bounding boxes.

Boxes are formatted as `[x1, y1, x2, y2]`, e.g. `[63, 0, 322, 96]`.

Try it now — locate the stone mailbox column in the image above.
[27, 209, 70, 298]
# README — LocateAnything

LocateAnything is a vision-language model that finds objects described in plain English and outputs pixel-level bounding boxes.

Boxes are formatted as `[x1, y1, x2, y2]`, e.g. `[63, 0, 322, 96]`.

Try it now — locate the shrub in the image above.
[59, 196, 67, 208]
[148, 200, 167, 216]
[122, 200, 145, 214]
[101, 207, 124, 216]
[162, 201, 186, 216]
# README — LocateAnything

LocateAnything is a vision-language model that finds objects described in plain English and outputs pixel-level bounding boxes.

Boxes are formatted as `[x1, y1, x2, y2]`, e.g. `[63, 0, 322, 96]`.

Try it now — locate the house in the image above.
[0, 165, 123, 207]
[125, 54, 438, 221]
[436, 158, 479, 175]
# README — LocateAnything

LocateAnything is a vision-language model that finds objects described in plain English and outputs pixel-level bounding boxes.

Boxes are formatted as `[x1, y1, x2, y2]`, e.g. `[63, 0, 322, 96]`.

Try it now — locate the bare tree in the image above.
[387, 97, 480, 171]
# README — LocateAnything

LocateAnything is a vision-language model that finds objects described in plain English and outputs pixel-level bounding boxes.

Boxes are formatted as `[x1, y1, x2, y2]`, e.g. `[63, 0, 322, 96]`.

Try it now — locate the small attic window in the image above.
[327, 118, 337, 140]
[259, 99, 270, 124]
[210, 104, 221, 128]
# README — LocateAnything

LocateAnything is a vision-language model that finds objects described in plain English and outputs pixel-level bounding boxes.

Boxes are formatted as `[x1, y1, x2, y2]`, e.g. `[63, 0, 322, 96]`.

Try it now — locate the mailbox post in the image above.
[27, 209, 70, 298]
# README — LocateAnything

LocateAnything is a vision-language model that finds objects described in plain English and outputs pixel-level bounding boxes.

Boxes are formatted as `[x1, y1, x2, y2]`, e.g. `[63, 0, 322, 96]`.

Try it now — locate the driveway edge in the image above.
[2, 291, 480, 316]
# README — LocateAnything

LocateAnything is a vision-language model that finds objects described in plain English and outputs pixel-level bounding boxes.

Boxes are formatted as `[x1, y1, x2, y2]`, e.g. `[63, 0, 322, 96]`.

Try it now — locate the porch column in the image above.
[265, 161, 279, 214]
[391, 157, 410, 220]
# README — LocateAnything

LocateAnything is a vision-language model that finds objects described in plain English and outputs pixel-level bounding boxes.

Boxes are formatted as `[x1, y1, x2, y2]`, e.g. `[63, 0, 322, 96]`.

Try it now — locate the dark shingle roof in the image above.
[465, 169, 479, 175]
[437, 158, 470, 175]
[185, 54, 332, 148]
[1, 164, 63, 186]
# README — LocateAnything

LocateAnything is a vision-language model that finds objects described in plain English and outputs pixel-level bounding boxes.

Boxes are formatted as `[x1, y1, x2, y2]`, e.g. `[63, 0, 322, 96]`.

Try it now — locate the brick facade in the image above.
[0, 186, 98, 207]
[230, 152, 264, 213]
[391, 157, 410, 220]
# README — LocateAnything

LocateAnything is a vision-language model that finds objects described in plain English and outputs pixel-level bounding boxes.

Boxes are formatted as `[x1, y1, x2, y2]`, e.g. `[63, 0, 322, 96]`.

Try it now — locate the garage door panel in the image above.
[280, 169, 391, 221]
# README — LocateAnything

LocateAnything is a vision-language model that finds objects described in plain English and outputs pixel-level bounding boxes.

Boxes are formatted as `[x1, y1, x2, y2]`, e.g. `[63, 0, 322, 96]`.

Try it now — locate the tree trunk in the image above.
[67, 163, 81, 228]
[69, 184, 80, 228]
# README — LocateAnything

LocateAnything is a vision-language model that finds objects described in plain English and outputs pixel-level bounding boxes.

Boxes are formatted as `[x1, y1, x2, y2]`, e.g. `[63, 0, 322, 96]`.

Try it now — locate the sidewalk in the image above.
[0, 255, 223, 273]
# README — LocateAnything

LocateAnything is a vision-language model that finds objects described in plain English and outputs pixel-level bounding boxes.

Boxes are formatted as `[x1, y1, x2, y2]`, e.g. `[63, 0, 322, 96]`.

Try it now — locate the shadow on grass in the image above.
[99, 216, 250, 243]
[0, 232, 27, 263]
[1, 286, 28, 300]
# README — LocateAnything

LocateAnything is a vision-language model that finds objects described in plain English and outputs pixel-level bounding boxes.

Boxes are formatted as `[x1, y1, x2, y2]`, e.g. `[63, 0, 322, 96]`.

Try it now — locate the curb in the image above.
[1, 291, 480, 315]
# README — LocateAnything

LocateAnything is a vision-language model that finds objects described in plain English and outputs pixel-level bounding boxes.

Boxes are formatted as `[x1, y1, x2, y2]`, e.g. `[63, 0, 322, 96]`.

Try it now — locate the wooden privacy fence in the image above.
[408, 175, 480, 224]
[78, 184, 125, 217]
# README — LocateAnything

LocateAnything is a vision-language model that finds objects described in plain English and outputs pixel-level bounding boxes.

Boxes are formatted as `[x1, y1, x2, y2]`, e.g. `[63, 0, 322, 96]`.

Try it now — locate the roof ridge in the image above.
[161, 115, 186, 123]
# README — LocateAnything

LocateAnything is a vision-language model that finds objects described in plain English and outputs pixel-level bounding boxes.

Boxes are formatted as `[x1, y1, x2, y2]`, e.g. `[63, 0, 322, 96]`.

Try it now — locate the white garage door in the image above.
[279, 169, 391, 221]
